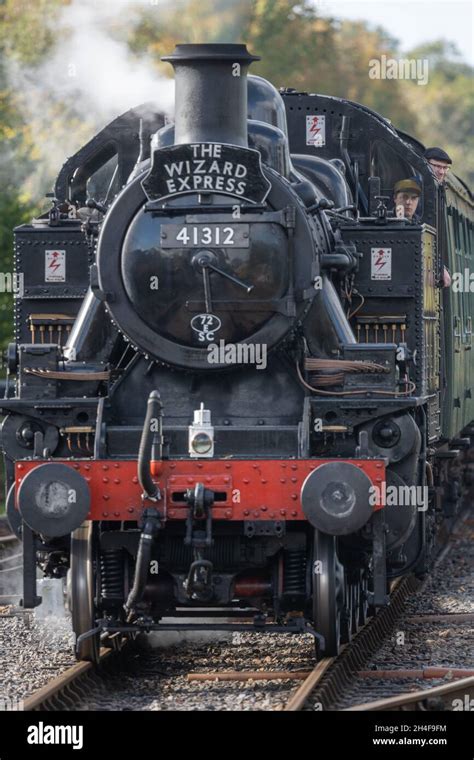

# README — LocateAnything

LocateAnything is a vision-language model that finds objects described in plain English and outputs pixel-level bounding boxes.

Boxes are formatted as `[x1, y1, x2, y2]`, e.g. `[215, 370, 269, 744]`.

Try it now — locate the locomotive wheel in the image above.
[312, 530, 345, 657]
[70, 521, 100, 664]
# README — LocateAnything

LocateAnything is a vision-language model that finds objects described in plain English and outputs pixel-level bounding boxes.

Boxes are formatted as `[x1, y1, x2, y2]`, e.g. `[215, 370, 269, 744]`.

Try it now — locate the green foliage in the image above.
[0, 0, 66, 65]
[245, 0, 340, 91]
[404, 41, 474, 184]
[0, 192, 36, 350]
[0, 49, 40, 358]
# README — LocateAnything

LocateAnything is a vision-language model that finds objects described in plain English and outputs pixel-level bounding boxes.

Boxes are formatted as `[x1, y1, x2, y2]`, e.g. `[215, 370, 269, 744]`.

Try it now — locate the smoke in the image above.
[0, 542, 22, 602]
[6, 0, 175, 200]
[39, 0, 175, 122]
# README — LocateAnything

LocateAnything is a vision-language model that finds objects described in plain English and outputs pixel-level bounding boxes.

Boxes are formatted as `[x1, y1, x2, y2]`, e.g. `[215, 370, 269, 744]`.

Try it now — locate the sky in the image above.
[318, 0, 474, 65]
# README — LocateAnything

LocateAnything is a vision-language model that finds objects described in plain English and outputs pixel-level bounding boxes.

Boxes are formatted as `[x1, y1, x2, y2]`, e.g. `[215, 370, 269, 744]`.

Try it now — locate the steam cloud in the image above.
[6, 0, 175, 199]
[43, 0, 175, 121]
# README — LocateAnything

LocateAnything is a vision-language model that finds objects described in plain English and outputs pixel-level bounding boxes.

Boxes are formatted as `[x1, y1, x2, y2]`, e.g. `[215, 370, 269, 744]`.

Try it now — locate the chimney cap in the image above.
[162, 43, 260, 64]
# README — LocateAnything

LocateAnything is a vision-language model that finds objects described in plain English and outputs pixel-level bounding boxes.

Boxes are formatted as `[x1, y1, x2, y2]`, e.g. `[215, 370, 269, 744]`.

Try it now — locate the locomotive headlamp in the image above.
[17, 463, 90, 537]
[191, 432, 213, 455]
[301, 462, 373, 536]
[188, 404, 214, 458]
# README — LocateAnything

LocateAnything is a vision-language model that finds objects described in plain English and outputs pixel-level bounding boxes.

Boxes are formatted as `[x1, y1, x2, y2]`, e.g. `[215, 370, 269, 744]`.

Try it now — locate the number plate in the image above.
[160, 224, 250, 248]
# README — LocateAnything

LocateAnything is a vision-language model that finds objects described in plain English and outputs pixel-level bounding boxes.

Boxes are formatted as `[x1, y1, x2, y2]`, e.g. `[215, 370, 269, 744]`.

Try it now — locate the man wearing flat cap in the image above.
[393, 175, 451, 287]
[424, 147, 452, 184]
[423, 148, 453, 287]
[393, 178, 422, 222]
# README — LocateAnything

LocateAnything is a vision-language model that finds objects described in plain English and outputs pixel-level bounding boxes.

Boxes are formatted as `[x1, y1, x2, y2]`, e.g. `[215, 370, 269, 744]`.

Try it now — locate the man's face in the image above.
[394, 192, 420, 219]
[428, 160, 450, 183]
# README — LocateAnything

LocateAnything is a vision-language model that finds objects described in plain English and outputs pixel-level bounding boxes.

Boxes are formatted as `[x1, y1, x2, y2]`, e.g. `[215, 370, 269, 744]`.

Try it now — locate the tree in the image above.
[245, 0, 340, 91]
[403, 41, 474, 186]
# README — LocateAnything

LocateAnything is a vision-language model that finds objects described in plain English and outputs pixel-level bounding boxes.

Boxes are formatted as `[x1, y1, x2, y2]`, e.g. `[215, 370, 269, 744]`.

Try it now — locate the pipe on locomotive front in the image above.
[138, 390, 162, 500]
[125, 510, 161, 619]
[161, 43, 260, 147]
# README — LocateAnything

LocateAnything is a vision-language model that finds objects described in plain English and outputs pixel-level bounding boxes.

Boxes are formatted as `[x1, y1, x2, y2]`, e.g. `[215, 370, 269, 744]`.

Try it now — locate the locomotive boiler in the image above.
[2, 43, 473, 662]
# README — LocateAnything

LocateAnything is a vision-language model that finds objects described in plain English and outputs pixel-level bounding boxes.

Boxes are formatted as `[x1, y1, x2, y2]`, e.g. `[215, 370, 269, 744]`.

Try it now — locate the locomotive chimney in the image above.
[161, 43, 259, 148]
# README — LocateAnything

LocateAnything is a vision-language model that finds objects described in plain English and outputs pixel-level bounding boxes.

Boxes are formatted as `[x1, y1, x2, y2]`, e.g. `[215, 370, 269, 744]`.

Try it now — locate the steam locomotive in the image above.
[2, 44, 473, 662]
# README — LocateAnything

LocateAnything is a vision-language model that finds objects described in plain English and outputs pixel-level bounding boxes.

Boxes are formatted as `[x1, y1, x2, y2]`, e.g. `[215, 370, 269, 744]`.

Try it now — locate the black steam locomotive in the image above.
[2, 44, 473, 661]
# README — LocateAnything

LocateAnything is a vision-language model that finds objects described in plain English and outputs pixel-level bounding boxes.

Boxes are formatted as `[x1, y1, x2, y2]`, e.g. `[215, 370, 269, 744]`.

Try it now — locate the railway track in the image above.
[23, 649, 118, 711]
[17, 575, 425, 711]
[343, 677, 474, 711]
[7, 509, 473, 711]
[283, 509, 473, 711]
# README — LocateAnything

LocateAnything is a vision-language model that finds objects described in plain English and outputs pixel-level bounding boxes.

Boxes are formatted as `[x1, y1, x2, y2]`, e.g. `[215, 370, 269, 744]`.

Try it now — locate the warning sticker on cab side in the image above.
[371, 248, 392, 280]
[306, 115, 326, 147]
[45, 250, 66, 282]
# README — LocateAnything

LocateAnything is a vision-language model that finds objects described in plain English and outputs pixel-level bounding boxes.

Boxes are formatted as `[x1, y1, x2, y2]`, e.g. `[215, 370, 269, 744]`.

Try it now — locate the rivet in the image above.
[291, 510, 297, 516]
[291, 494, 298, 500]
[102, 464, 109, 471]
[280, 509, 286, 515]
[127, 507, 134, 513]
[260, 505, 267, 511]
[280, 478, 286, 483]
[291, 477, 297, 483]
[243, 478, 249, 484]
[132, 476, 138, 484]
[102, 512, 109, 517]
[18, 464, 24, 471]
[103, 494, 110, 500]
[114, 479, 120, 484]
[113, 511, 120, 517]
[261, 479, 267, 484]
[243, 510, 250, 516]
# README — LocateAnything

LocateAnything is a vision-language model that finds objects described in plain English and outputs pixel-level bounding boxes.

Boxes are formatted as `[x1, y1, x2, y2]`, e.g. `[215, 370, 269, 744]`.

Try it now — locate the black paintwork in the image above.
[2, 47, 472, 631]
